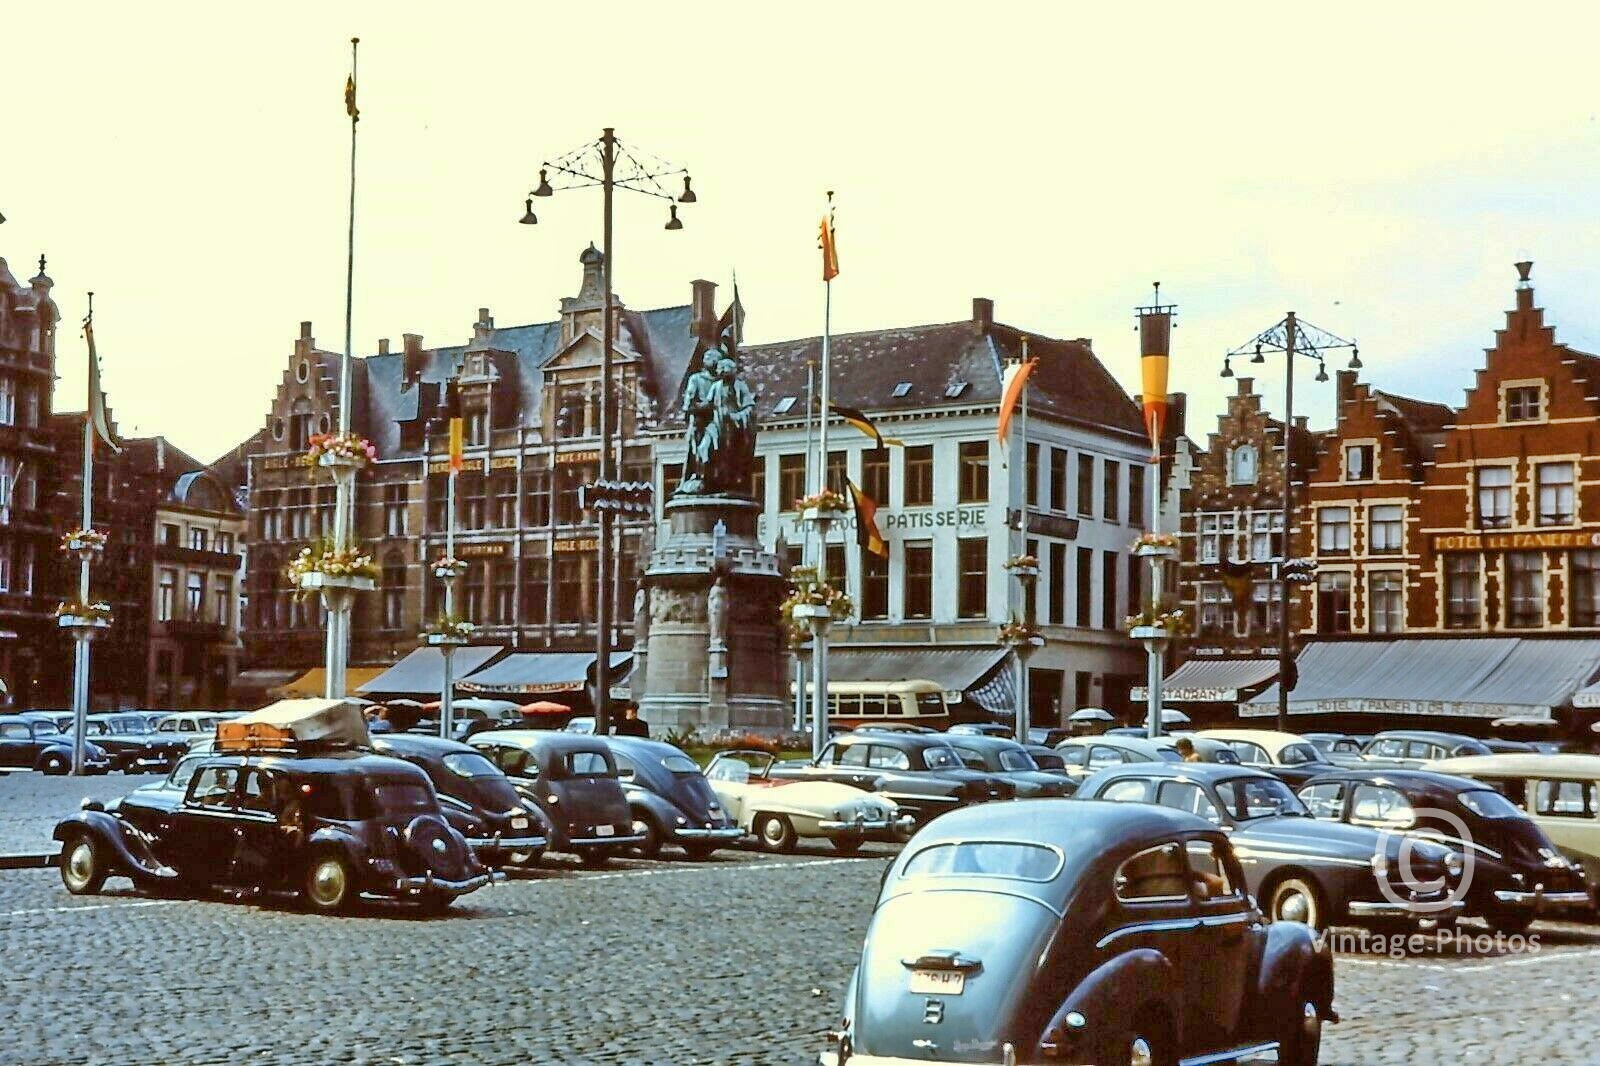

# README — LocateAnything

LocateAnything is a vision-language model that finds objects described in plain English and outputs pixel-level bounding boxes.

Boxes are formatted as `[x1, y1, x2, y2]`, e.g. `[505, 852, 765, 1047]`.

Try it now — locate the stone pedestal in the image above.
[636, 495, 787, 735]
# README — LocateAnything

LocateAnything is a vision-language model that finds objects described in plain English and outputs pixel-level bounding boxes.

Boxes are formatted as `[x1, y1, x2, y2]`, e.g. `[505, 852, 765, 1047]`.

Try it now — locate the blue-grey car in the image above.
[602, 736, 744, 859]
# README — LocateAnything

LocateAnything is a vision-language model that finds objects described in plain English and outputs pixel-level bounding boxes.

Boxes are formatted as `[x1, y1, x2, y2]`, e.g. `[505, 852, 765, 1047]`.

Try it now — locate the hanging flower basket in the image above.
[56, 601, 113, 629]
[997, 618, 1044, 648]
[287, 539, 379, 592]
[61, 529, 108, 555]
[780, 581, 852, 627]
[1003, 554, 1040, 579]
[796, 489, 850, 524]
[1131, 532, 1180, 559]
[432, 555, 469, 580]
[303, 431, 377, 468]
[420, 614, 475, 646]
[1124, 606, 1189, 641]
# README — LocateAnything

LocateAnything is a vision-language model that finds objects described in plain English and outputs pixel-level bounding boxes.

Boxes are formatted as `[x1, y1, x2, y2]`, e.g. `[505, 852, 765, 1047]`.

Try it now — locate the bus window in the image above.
[862, 695, 889, 718]
[916, 692, 946, 717]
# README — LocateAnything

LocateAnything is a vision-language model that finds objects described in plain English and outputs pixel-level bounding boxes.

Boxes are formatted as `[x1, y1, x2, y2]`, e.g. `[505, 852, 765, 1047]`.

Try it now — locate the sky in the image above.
[6, 2, 1600, 463]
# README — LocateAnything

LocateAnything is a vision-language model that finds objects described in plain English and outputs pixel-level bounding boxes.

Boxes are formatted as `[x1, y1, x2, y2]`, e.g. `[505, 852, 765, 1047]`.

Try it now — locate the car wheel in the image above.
[507, 847, 544, 869]
[303, 853, 356, 914]
[628, 817, 662, 860]
[60, 835, 108, 896]
[755, 813, 797, 854]
[1278, 1000, 1323, 1066]
[829, 836, 865, 856]
[579, 848, 612, 868]
[1487, 907, 1535, 936]
[1266, 876, 1326, 930]
[38, 753, 67, 775]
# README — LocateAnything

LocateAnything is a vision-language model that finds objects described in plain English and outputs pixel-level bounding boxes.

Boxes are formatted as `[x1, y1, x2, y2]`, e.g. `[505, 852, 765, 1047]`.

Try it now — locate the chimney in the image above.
[1294, 415, 1309, 433]
[474, 307, 495, 344]
[972, 297, 994, 333]
[300, 321, 312, 340]
[690, 279, 717, 339]
[402, 333, 425, 382]
[1237, 376, 1254, 397]
[1336, 368, 1357, 409]
[377, 338, 390, 355]
[1515, 261, 1534, 312]
[296, 321, 313, 356]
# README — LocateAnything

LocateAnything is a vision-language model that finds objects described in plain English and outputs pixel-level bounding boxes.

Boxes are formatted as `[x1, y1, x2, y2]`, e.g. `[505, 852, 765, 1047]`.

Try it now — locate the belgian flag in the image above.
[443, 378, 464, 474]
[829, 402, 903, 448]
[846, 478, 888, 559]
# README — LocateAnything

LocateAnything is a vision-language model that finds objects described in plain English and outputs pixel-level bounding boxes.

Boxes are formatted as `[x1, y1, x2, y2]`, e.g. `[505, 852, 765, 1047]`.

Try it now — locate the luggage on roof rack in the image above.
[216, 698, 371, 753]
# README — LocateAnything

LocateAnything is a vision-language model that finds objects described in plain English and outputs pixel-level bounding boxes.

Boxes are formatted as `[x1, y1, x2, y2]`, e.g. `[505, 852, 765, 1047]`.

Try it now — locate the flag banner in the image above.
[819, 203, 839, 282]
[1139, 307, 1172, 460]
[829, 402, 903, 448]
[996, 357, 1038, 443]
[345, 74, 359, 121]
[847, 479, 889, 559]
[83, 322, 120, 454]
[443, 378, 464, 474]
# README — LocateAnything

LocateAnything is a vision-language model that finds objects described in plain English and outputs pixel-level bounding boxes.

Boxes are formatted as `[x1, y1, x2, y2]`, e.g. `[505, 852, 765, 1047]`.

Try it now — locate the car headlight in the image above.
[675, 815, 688, 826]
[1444, 852, 1464, 878]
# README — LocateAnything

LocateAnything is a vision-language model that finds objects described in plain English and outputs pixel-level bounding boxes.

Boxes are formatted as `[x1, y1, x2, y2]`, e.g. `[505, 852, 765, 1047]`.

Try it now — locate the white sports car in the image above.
[704, 750, 913, 854]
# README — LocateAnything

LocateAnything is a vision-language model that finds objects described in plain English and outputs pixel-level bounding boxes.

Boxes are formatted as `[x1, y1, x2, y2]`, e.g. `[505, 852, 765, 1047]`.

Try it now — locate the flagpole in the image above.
[441, 464, 456, 740]
[1014, 342, 1031, 740]
[811, 252, 834, 759]
[70, 297, 97, 776]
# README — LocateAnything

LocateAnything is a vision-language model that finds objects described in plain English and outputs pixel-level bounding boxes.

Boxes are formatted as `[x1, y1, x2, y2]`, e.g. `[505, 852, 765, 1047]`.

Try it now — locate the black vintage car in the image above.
[941, 734, 1075, 798]
[1358, 730, 1493, 769]
[62, 712, 185, 773]
[0, 715, 111, 774]
[825, 800, 1335, 1066]
[1300, 768, 1592, 933]
[371, 734, 549, 870]
[1078, 763, 1466, 931]
[767, 732, 1015, 826]
[602, 736, 745, 860]
[467, 730, 644, 866]
[55, 750, 497, 913]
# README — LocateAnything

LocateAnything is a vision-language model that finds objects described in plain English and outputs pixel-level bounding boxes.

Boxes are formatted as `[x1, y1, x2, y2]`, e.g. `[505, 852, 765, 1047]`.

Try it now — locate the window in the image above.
[1446, 554, 1481, 629]
[492, 475, 517, 529]
[1049, 449, 1067, 512]
[1301, 782, 1346, 820]
[216, 531, 234, 555]
[189, 527, 209, 552]
[944, 381, 969, 399]
[162, 523, 180, 548]
[17, 542, 32, 594]
[1076, 547, 1093, 627]
[1230, 444, 1258, 485]
[1476, 467, 1512, 530]
[1129, 464, 1145, 528]
[1317, 507, 1351, 556]
[861, 448, 889, 504]
[825, 543, 847, 594]
[1536, 462, 1575, 526]
[861, 550, 889, 620]
[214, 577, 232, 628]
[904, 445, 934, 506]
[1199, 582, 1234, 636]
[1317, 572, 1351, 634]
[1025, 443, 1040, 507]
[460, 474, 487, 529]
[1368, 504, 1402, 555]
[1505, 551, 1544, 628]
[158, 569, 177, 622]
[0, 377, 13, 425]
[1113, 842, 1189, 901]
[1158, 781, 1221, 825]
[750, 455, 766, 508]
[1505, 384, 1541, 422]
[1572, 551, 1600, 628]
[491, 561, 516, 625]
[1369, 572, 1403, 633]
[0, 543, 10, 593]
[771, 396, 796, 414]
[1350, 785, 1416, 829]
[1102, 779, 1155, 804]
[826, 450, 847, 495]
[521, 469, 550, 527]
[958, 441, 988, 504]
[1534, 780, 1597, 818]
[1344, 444, 1374, 481]
[892, 381, 912, 398]
[564, 751, 612, 777]
[903, 841, 1061, 882]
[1249, 511, 1284, 562]
[1102, 552, 1119, 630]
[1102, 459, 1120, 522]
[903, 542, 933, 619]
[1251, 580, 1281, 634]
[1199, 513, 1223, 564]
[554, 555, 585, 624]
[957, 538, 987, 618]
[553, 463, 593, 526]
[867, 745, 911, 770]
[1077, 454, 1094, 516]
[19, 384, 37, 428]
[778, 453, 807, 511]
[186, 572, 205, 618]
[660, 462, 682, 500]
[522, 557, 549, 625]
[381, 553, 405, 630]
[1049, 543, 1067, 626]
[463, 561, 487, 621]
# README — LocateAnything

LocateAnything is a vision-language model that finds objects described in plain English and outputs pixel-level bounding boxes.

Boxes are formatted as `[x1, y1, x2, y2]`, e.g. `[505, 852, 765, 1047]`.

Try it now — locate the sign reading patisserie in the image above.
[1432, 530, 1600, 551]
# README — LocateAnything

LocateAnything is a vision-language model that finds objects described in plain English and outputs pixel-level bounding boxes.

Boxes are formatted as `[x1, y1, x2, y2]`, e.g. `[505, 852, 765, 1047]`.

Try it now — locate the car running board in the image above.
[1179, 1040, 1280, 1065]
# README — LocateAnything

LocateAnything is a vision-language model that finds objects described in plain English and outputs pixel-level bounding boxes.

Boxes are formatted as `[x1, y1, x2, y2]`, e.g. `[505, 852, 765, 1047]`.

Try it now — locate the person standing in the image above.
[613, 705, 649, 738]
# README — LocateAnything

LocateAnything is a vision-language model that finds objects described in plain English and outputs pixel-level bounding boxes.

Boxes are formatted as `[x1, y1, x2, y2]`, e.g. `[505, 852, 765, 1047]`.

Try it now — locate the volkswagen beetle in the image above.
[823, 801, 1335, 1066]
[602, 736, 745, 860]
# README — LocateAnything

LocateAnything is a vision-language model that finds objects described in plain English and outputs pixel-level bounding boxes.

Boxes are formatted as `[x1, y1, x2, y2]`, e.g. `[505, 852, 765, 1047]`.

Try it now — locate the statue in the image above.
[708, 574, 728, 652]
[675, 327, 757, 498]
[633, 585, 650, 645]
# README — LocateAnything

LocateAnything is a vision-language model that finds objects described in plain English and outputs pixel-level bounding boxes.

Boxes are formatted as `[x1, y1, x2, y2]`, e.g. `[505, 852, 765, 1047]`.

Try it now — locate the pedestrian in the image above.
[612, 704, 649, 738]
[1174, 736, 1202, 762]
[364, 706, 393, 734]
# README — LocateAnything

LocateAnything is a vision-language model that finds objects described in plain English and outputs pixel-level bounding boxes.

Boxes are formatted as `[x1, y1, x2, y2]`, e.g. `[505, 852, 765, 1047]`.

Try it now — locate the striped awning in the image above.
[357, 646, 507, 697]
[458, 651, 631, 696]
[1132, 658, 1277, 703]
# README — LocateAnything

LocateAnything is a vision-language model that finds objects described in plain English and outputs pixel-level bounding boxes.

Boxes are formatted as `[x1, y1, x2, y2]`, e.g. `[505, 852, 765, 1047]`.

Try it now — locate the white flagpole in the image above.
[71, 299, 97, 775]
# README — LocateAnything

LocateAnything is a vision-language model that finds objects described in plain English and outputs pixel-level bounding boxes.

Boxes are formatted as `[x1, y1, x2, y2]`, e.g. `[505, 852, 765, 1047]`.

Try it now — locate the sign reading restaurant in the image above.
[1432, 530, 1600, 551]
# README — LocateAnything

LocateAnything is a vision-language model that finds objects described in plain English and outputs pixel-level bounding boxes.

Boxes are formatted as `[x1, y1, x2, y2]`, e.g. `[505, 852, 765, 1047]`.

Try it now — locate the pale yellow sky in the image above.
[6, 2, 1600, 462]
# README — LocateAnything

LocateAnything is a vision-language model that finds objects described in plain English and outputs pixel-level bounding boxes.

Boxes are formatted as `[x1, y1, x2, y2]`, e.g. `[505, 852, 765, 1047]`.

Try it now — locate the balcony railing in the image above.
[155, 545, 243, 570]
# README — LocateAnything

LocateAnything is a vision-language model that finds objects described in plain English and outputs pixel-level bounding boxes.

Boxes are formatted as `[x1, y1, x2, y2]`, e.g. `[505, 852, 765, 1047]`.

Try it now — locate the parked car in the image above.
[941, 734, 1075, 798]
[1195, 729, 1339, 787]
[1303, 732, 1367, 761]
[601, 736, 744, 859]
[946, 722, 1015, 739]
[824, 799, 1335, 1066]
[705, 750, 909, 854]
[372, 734, 549, 870]
[1299, 767, 1590, 933]
[62, 713, 185, 773]
[564, 716, 596, 734]
[113, 751, 211, 813]
[1104, 725, 1151, 737]
[1053, 735, 1181, 781]
[56, 749, 497, 913]
[1023, 744, 1074, 777]
[1428, 752, 1600, 904]
[467, 730, 643, 866]
[766, 732, 1015, 826]
[1361, 730, 1493, 768]
[0, 715, 111, 774]
[19, 710, 75, 734]
[852, 723, 937, 735]
[1025, 726, 1073, 748]
[1076, 762, 1464, 930]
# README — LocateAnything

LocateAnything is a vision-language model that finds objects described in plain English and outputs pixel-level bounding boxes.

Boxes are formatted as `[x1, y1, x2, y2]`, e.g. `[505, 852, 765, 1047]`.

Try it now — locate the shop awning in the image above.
[231, 668, 300, 696]
[824, 645, 1013, 711]
[1132, 658, 1278, 703]
[1245, 638, 1600, 721]
[458, 651, 631, 696]
[272, 666, 387, 700]
[357, 646, 507, 697]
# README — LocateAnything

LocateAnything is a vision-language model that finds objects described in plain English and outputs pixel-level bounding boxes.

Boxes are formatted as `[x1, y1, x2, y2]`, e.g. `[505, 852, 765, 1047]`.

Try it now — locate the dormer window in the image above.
[892, 382, 912, 398]
[1229, 444, 1258, 485]
[1344, 444, 1374, 482]
[772, 396, 796, 415]
[1505, 384, 1542, 422]
[944, 381, 968, 399]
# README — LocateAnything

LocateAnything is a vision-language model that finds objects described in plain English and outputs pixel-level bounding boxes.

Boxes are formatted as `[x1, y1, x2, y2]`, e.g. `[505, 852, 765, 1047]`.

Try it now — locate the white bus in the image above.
[796, 679, 952, 730]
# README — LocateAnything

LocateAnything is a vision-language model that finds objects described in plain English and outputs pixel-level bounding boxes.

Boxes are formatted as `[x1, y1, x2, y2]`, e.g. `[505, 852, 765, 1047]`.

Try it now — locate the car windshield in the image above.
[1278, 743, 1321, 766]
[902, 841, 1062, 882]
[443, 752, 500, 780]
[166, 757, 205, 792]
[998, 749, 1037, 771]
[1153, 748, 1181, 763]
[369, 780, 435, 816]
[661, 754, 700, 774]
[1460, 789, 1527, 820]
[104, 718, 146, 735]
[921, 746, 963, 771]
[1215, 776, 1308, 820]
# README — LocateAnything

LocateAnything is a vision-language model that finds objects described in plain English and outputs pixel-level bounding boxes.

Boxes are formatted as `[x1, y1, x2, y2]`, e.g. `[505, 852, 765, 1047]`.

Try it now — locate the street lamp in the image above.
[1223, 313, 1358, 732]
[519, 128, 696, 736]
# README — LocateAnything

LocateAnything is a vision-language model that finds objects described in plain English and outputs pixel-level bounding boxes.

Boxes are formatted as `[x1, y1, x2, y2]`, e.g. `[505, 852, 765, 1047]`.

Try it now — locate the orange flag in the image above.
[996, 357, 1038, 443]
[818, 194, 839, 282]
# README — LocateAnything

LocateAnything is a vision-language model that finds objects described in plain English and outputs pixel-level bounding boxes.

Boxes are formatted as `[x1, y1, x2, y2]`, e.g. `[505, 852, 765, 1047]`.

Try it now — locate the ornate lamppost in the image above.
[519, 128, 696, 735]
[1222, 313, 1358, 731]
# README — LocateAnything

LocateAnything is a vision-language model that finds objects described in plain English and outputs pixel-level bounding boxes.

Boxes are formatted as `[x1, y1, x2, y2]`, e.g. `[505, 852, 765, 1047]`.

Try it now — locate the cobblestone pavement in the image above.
[3, 838, 1600, 1066]
[0, 771, 163, 855]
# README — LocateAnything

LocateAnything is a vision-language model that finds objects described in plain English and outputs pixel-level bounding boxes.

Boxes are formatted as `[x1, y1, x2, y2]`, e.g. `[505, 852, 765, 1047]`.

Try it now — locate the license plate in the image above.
[909, 970, 965, 996]
[595, 825, 615, 837]
[511, 816, 529, 831]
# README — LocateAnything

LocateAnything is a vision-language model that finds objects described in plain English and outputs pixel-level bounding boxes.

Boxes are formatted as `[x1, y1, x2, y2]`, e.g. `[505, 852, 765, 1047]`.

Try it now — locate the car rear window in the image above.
[1459, 789, 1525, 820]
[902, 841, 1061, 882]
[443, 752, 500, 780]
[1279, 743, 1320, 765]
[661, 754, 699, 774]
[565, 751, 612, 777]
[921, 746, 963, 771]
[998, 749, 1037, 772]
